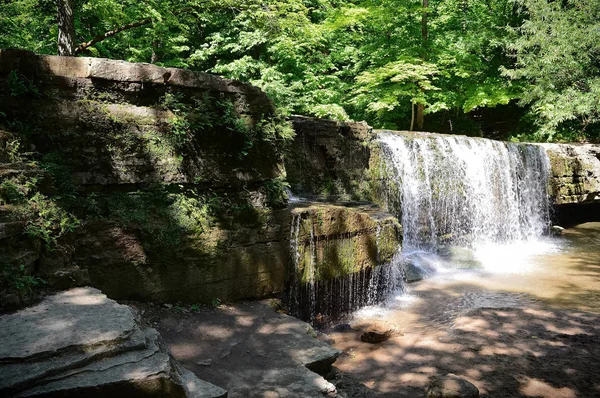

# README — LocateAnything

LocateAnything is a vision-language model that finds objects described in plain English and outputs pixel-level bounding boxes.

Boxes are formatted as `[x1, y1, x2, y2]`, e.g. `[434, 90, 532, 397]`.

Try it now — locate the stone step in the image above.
[0, 288, 140, 363]
[0, 287, 227, 398]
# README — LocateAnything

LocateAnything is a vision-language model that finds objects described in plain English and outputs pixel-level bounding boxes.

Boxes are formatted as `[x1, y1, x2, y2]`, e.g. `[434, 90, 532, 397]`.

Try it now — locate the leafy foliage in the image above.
[504, 0, 600, 141]
[0, 263, 46, 303]
[1, 0, 599, 140]
[0, 173, 80, 250]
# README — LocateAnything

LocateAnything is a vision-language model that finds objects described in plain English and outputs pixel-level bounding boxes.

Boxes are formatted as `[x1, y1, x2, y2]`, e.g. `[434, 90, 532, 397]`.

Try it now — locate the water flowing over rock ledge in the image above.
[288, 117, 600, 219]
[285, 203, 402, 322]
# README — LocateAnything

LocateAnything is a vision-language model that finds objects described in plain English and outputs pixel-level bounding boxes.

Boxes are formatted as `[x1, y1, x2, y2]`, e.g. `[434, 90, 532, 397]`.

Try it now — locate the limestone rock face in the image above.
[0, 50, 286, 306]
[289, 203, 402, 281]
[285, 202, 402, 321]
[286, 116, 374, 202]
[0, 287, 226, 398]
[542, 143, 600, 205]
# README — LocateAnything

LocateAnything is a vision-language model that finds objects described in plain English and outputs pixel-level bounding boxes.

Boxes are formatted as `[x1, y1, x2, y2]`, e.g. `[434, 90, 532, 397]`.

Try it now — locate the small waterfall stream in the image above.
[286, 211, 402, 323]
[378, 131, 552, 274]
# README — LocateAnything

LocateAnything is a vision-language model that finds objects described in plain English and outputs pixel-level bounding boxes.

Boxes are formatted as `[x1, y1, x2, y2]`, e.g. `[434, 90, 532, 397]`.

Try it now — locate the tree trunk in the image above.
[57, 0, 76, 56]
[410, 102, 415, 131]
[416, 0, 429, 131]
[422, 0, 429, 48]
[416, 104, 425, 130]
[151, 41, 159, 64]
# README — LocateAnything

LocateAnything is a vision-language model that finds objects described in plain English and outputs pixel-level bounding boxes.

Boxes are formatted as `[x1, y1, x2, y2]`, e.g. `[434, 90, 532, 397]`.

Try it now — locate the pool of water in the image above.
[346, 222, 600, 332]
[328, 222, 600, 397]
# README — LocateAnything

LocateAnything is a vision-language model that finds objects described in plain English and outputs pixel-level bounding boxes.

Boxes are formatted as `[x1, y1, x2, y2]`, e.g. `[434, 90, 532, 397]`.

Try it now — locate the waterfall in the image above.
[287, 131, 553, 323]
[378, 131, 552, 272]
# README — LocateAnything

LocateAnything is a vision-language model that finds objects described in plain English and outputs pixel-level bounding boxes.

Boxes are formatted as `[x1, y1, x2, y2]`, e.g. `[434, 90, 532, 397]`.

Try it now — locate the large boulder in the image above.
[0, 287, 226, 398]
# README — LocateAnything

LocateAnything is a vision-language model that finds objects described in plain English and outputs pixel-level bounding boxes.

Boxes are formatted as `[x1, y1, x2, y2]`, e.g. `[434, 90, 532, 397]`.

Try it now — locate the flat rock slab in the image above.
[16, 329, 176, 397]
[138, 300, 341, 397]
[0, 287, 138, 361]
[0, 326, 147, 392]
[0, 288, 227, 398]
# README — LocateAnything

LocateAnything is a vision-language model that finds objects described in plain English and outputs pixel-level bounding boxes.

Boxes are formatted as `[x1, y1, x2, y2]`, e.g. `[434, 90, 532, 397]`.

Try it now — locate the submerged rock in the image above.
[438, 246, 482, 269]
[0, 287, 226, 398]
[401, 251, 437, 282]
[359, 321, 395, 344]
[425, 374, 479, 398]
[332, 323, 354, 332]
[404, 262, 428, 282]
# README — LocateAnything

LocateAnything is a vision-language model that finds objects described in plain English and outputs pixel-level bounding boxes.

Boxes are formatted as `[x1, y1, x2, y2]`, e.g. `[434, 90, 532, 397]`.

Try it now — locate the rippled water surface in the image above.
[349, 222, 600, 331]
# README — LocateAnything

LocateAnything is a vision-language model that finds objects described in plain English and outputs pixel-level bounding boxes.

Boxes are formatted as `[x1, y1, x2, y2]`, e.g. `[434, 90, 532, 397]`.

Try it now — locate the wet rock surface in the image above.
[404, 262, 428, 283]
[360, 330, 393, 344]
[134, 300, 347, 397]
[0, 288, 226, 398]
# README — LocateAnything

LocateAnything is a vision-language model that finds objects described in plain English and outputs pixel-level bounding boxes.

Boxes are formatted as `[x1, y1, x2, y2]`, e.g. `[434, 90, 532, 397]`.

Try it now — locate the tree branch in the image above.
[74, 6, 201, 55]
[73, 2, 249, 55]
[75, 18, 153, 54]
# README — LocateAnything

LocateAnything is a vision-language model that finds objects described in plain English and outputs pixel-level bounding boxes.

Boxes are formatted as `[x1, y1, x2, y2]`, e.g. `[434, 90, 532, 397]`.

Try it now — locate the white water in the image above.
[288, 131, 558, 322]
[378, 131, 553, 276]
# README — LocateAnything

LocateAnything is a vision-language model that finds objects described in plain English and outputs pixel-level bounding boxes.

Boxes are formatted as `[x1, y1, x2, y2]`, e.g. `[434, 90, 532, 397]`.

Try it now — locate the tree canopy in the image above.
[1, 0, 599, 141]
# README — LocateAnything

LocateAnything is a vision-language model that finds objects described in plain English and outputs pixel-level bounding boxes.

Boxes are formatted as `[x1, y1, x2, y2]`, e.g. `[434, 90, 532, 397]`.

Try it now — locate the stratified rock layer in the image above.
[0, 49, 286, 305]
[286, 202, 402, 321]
[543, 143, 600, 205]
[152, 300, 341, 397]
[0, 287, 226, 398]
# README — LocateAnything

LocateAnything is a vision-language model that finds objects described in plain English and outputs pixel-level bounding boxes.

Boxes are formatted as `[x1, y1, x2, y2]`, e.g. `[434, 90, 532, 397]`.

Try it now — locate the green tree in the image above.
[347, 0, 521, 130]
[504, 0, 600, 141]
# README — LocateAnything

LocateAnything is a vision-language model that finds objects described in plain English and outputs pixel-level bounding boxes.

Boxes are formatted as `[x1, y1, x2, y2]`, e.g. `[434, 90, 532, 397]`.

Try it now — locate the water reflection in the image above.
[349, 222, 600, 331]
[329, 223, 600, 398]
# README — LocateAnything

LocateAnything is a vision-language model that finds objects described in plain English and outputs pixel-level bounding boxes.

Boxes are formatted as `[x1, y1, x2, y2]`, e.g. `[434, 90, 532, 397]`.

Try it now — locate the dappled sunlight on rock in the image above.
[519, 377, 577, 398]
[235, 315, 255, 327]
[170, 343, 204, 360]
[398, 372, 431, 384]
[60, 288, 110, 305]
[148, 300, 341, 397]
[42, 319, 75, 332]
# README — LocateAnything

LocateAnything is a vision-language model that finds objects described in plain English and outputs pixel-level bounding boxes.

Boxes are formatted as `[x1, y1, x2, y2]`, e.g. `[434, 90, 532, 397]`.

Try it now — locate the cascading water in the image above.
[287, 131, 555, 323]
[378, 131, 553, 274]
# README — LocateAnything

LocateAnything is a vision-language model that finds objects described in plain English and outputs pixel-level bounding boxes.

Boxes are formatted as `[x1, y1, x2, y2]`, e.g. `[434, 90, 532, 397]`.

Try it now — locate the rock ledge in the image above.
[0, 287, 226, 398]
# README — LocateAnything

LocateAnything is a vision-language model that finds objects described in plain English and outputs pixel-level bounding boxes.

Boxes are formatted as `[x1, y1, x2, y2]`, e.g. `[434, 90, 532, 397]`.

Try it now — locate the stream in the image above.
[342, 222, 600, 333]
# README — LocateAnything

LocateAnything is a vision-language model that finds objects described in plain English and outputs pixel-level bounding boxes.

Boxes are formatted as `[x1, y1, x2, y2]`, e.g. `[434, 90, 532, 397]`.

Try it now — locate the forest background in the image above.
[1, 0, 599, 142]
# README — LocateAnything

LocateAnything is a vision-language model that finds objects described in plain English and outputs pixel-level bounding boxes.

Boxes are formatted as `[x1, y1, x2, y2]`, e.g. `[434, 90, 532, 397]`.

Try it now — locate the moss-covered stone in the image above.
[542, 143, 600, 205]
[289, 203, 401, 285]
[0, 50, 294, 306]
[285, 116, 375, 201]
